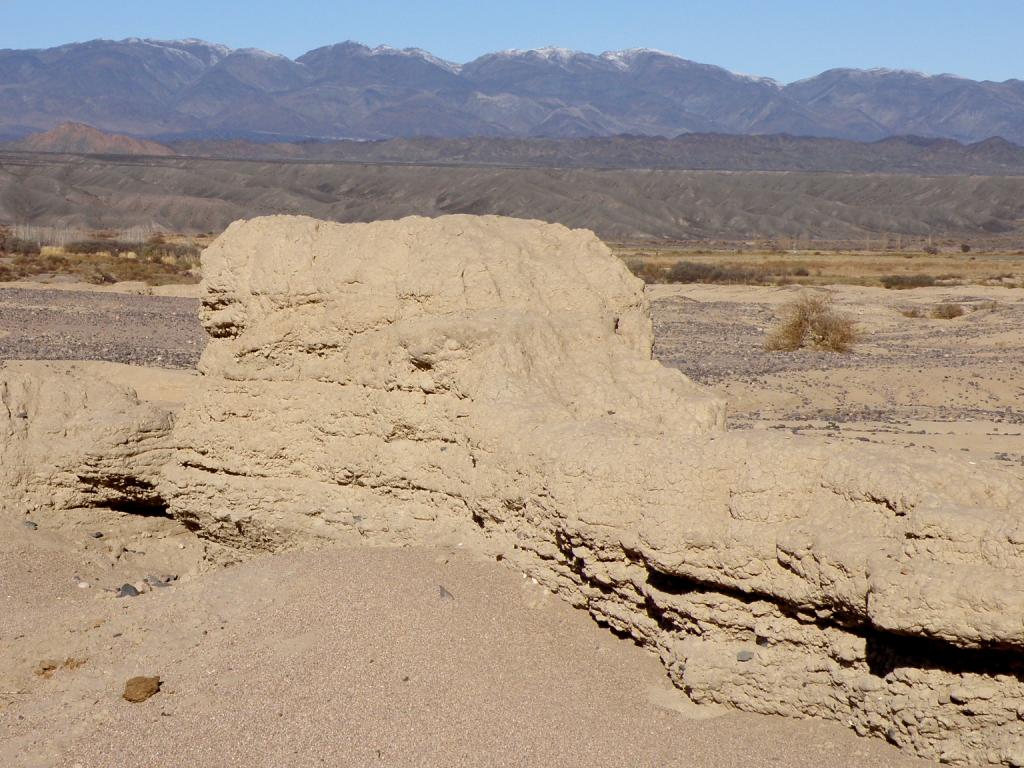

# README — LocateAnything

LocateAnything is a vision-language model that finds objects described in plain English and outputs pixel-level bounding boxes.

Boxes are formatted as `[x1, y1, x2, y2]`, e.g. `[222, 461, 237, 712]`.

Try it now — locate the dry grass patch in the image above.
[880, 274, 937, 289]
[930, 303, 964, 319]
[766, 294, 860, 353]
[0, 230, 202, 285]
[0, 252, 199, 285]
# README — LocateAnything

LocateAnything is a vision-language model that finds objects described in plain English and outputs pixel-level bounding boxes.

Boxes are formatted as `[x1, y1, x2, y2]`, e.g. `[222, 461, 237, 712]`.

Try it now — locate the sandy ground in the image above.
[2, 542, 924, 768]
[4, 279, 1021, 766]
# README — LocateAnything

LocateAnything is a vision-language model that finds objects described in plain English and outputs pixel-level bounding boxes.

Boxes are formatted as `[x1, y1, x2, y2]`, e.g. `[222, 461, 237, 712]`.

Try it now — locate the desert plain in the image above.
[1, 224, 1021, 767]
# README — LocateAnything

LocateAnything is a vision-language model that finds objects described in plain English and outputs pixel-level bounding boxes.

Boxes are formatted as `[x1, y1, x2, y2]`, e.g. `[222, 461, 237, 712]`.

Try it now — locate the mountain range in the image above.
[1, 38, 1022, 144]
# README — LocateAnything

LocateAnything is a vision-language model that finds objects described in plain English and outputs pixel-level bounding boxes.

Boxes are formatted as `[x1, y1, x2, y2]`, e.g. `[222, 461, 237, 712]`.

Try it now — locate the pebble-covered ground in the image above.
[0, 288, 203, 369]
[649, 283, 1024, 464]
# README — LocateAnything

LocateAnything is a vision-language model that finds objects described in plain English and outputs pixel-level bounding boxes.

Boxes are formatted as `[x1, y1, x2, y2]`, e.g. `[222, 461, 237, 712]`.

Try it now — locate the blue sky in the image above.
[1, 0, 1021, 83]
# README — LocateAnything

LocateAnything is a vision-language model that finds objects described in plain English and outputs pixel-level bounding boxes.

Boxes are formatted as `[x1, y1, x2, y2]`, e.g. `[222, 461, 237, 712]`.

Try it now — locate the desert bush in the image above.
[141, 241, 201, 265]
[624, 259, 668, 284]
[792, 266, 810, 277]
[960, 243, 972, 253]
[930, 303, 964, 319]
[665, 260, 759, 284]
[0, 236, 41, 255]
[765, 294, 859, 353]
[901, 307, 924, 318]
[880, 274, 937, 289]
[923, 244, 940, 255]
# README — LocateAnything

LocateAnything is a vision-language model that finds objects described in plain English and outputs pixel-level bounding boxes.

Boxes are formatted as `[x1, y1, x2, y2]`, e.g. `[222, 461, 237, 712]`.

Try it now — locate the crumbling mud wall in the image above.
[163, 215, 1024, 766]
[0, 361, 173, 513]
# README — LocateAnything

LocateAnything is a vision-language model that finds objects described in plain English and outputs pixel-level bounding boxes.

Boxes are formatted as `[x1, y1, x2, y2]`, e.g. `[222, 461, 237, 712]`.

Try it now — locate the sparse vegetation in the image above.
[665, 261, 759, 284]
[880, 274, 937, 289]
[616, 243, 1024, 290]
[930, 303, 964, 319]
[625, 257, 814, 286]
[65, 240, 141, 257]
[0, 226, 203, 285]
[765, 294, 859, 353]
[0, 234, 41, 255]
[901, 307, 924, 318]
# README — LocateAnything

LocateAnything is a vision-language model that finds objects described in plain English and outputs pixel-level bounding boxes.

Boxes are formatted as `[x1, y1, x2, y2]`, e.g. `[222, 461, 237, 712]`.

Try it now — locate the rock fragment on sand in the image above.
[145, 574, 175, 588]
[122, 676, 161, 703]
[116, 584, 140, 598]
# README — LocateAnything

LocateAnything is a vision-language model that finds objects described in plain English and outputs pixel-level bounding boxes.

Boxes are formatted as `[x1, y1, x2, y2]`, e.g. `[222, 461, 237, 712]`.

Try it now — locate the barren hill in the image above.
[14, 122, 175, 157]
[169, 133, 1024, 176]
[1, 151, 1023, 243]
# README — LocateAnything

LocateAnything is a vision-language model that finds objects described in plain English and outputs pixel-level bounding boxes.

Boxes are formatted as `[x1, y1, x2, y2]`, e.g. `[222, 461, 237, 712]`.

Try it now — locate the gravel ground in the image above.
[651, 291, 1024, 384]
[0, 288, 203, 369]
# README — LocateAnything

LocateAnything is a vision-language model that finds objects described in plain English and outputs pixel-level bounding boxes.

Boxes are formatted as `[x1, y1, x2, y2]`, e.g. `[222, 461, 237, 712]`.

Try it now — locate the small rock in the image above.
[145, 575, 173, 589]
[949, 686, 970, 704]
[116, 584, 140, 598]
[77, 581, 91, 589]
[23, 521, 37, 530]
[90, 532, 104, 539]
[122, 676, 161, 703]
[439, 585, 454, 601]
[736, 650, 755, 662]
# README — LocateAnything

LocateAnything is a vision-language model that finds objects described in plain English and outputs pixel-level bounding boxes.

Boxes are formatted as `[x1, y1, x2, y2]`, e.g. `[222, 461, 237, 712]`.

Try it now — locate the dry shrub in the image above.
[880, 274, 937, 289]
[0, 233, 42, 255]
[0, 251, 199, 285]
[930, 303, 964, 319]
[765, 294, 859, 353]
[624, 258, 668, 284]
[901, 307, 924, 318]
[65, 240, 139, 257]
[665, 260, 759, 284]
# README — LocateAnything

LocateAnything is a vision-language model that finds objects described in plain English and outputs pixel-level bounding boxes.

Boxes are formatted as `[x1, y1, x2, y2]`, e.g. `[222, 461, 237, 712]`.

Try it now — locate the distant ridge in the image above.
[0, 38, 1022, 143]
[13, 122, 176, 156]
[164, 132, 1024, 176]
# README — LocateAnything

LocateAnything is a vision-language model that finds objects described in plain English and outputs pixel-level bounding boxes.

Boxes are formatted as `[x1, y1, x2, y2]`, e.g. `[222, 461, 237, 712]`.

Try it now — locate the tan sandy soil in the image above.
[1, 543, 925, 768]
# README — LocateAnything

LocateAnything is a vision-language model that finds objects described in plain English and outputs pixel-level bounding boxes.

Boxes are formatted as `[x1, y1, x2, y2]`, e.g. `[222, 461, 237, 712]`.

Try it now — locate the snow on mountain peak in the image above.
[365, 45, 462, 73]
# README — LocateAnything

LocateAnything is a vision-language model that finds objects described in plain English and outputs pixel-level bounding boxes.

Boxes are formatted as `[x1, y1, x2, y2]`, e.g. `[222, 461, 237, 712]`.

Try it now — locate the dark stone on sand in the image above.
[117, 584, 140, 598]
[123, 675, 161, 703]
